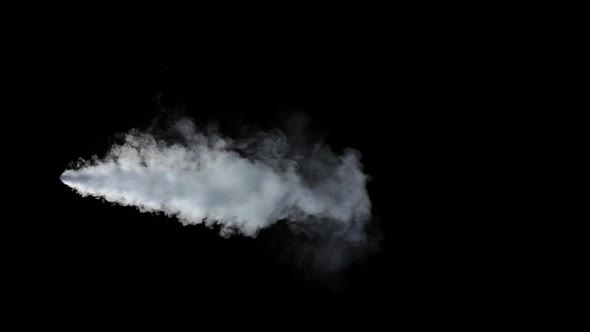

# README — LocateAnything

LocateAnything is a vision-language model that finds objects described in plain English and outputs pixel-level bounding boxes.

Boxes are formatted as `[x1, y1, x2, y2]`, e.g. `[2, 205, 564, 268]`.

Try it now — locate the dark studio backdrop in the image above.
[33, 17, 515, 330]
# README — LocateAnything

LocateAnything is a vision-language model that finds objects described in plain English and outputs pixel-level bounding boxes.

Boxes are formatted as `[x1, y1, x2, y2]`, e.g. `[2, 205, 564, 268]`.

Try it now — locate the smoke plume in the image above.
[61, 117, 373, 270]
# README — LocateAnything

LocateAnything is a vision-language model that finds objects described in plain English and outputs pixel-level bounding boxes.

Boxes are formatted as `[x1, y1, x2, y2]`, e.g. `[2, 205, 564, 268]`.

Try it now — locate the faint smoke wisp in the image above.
[61, 117, 373, 269]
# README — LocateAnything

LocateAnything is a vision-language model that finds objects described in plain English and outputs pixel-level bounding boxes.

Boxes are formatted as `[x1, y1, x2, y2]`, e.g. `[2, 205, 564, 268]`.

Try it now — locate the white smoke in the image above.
[62, 117, 372, 269]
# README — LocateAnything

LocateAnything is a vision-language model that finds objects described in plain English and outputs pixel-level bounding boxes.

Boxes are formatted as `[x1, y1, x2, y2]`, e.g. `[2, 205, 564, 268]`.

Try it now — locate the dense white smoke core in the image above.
[62, 118, 372, 257]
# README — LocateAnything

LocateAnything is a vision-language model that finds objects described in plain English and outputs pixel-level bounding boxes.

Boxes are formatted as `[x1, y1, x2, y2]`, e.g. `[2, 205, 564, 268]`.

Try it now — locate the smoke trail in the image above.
[62, 117, 373, 269]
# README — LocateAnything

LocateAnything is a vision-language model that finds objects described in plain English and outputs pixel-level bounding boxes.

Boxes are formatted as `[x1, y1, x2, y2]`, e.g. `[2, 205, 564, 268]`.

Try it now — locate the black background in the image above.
[30, 15, 517, 330]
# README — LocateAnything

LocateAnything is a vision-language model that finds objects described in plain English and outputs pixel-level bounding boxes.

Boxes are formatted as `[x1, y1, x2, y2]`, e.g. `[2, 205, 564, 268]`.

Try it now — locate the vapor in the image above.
[62, 117, 373, 269]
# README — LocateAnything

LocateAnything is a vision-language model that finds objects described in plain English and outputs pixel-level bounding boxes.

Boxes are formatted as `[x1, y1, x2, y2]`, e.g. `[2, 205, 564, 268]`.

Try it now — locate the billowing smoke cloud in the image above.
[62, 117, 373, 270]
